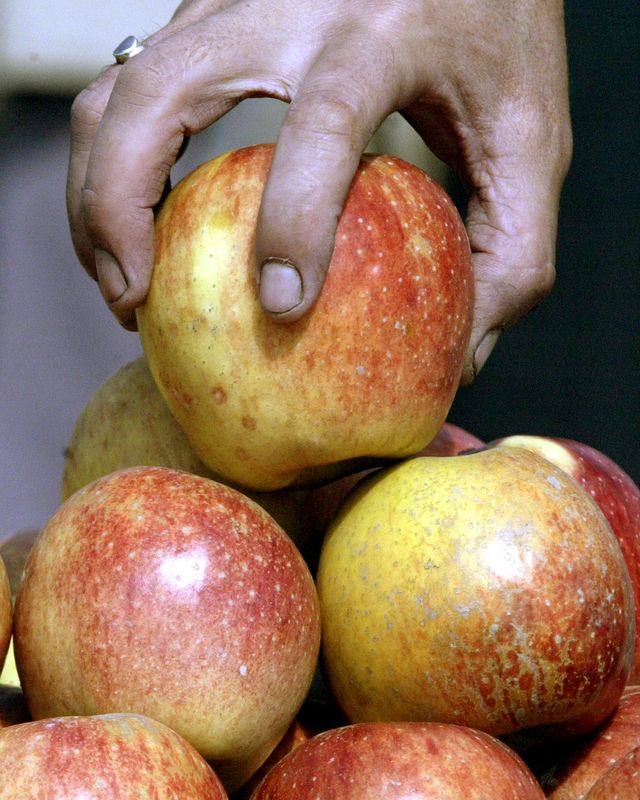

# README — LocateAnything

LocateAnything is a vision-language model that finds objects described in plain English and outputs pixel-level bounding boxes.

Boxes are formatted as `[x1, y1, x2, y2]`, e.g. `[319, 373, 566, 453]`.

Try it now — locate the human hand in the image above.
[67, 0, 572, 382]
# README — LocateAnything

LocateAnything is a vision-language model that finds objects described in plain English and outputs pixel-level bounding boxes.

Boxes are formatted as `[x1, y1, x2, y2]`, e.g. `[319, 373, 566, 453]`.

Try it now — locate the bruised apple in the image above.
[316, 446, 635, 742]
[13, 467, 320, 793]
[490, 434, 640, 684]
[0, 713, 227, 799]
[249, 722, 545, 799]
[136, 144, 474, 490]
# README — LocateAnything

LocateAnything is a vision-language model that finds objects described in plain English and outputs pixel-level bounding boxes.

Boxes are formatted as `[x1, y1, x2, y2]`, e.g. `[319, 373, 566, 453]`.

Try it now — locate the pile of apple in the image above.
[1, 144, 639, 799]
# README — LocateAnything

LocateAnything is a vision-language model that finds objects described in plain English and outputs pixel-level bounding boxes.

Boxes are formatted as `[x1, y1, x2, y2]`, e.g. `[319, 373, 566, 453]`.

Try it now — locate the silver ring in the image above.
[113, 35, 145, 64]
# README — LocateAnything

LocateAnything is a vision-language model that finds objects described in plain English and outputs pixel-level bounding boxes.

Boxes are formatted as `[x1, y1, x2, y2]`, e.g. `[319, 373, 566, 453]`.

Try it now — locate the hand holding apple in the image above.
[13, 466, 321, 793]
[137, 144, 474, 490]
[317, 446, 634, 742]
[249, 721, 545, 799]
[0, 712, 227, 799]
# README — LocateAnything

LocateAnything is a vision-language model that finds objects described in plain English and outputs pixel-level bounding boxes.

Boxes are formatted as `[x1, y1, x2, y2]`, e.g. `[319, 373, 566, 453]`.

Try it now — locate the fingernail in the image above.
[95, 248, 127, 303]
[259, 259, 303, 314]
[473, 329, 502, 376]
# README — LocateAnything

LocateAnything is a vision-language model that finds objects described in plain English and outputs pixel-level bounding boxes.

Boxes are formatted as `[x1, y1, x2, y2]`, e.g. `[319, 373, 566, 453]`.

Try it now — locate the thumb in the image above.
[459, 174, 565, 385]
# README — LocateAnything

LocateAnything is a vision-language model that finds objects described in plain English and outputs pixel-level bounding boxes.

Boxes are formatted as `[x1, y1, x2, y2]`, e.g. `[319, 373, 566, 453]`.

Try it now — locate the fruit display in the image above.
[136, 144, 474, 490]
[59, 354, 483, 570]
[3, 145, 639, 797]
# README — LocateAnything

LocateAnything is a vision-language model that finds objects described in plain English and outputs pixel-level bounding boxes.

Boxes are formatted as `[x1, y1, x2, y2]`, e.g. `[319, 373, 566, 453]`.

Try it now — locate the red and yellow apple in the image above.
[489, 434, 640, 684]
[543, 684, 640, 798]
[60, 354, 482, 569]
[249, 721, 545, 799]
[0, 712, 227, 799]
[13, 466, 321, 793]
[316, 446, 635, 742]
[137, 144, 474, 490]
[585, 744, 640, 799]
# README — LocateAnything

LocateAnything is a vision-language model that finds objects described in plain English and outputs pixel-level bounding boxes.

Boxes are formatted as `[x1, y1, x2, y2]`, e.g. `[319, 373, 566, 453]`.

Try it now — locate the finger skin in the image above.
[67, 0, 572, 381]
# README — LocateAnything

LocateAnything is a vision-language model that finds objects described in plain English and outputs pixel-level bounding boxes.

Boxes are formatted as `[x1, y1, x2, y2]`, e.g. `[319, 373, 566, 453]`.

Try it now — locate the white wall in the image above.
[1, 1, 177, 93]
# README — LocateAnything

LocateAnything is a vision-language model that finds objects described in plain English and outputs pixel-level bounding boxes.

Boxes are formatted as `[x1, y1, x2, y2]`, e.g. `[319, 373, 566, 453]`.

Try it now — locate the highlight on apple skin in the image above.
[316, 445, 635, 744]
[137, 144, 474, 491]
[12, 466, 321, 794]
[489, 434, 640, 683]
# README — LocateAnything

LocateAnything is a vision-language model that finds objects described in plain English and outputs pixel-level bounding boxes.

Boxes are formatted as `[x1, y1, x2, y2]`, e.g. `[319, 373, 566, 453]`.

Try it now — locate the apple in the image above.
[249, 721, 545, 799]
[0, 712, 227, 798]
[542, 684, 640, 798]
[232, 694, 349, 799]
[136, 143, 474, 491]
[13, 466, 321, 793]
[0, 558, 10, 675]
[0, 686, 30, 728]
[316, 446, 635, 743]
[0, 528, 39, 599]
[489, 435, 640, 684]
[60, 355, 482, 570]
[585, 745, 640, 799]
[61, 357, 218, 501]
[0, 640, 20, 689]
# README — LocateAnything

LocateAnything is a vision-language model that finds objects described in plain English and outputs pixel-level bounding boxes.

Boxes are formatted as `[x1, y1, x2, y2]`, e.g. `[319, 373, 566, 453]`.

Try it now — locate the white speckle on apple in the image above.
[239, 664, 248, 677]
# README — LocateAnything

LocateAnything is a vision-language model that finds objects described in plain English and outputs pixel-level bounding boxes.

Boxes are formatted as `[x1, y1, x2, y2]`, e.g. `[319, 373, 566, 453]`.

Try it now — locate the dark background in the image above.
[449, 2, 639, 481]
[1, 1, 638, 538]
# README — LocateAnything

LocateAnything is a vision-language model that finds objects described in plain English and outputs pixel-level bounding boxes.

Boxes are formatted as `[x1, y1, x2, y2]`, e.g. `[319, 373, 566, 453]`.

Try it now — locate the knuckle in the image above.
[70, 83, 109, 134]
[288, 89, 366, 144]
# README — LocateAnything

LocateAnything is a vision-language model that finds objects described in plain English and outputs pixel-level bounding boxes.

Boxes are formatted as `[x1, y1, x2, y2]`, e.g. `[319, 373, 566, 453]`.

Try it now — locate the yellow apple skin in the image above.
[316, 446, 635, 742]
[61, 357, 217, 501]
[137, 144, 473, 490]
[0, 559, 11, 674]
